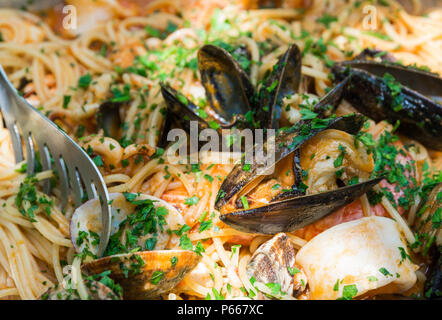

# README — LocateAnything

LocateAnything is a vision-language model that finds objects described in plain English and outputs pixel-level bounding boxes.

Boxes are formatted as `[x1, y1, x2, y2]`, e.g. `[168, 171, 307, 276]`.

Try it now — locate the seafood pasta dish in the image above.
[0, 0, 441, 300]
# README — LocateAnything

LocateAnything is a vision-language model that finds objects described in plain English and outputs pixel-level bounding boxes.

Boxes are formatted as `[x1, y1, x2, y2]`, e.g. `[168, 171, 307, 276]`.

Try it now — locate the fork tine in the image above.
[24, 132, 35, 176]
[53, 155, 69, 209]
[85, 180, 98, 200]
[37, 142, 52, 194]
[7, 122, 23, 163]
[66, 164, 84, 207]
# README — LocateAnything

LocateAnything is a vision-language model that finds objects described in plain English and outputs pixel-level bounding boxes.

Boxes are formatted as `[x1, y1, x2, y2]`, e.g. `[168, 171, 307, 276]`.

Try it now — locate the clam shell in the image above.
[247, 233, 303, 298]
[83, 250, 201, 299]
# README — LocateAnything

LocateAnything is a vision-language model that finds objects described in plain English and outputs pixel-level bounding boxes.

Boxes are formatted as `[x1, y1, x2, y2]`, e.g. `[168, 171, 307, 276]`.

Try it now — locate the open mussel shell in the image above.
[332, 63, 442, 150]
[254, 44, 302, 129]
[160, 83, 210, 133]
[220, 177, 382, 234]
[198, 44, 253, 127]
[96, 101, 123, 139]
[215, 114, 365, 210]
[82, 250, 201, 300]
[337, 60, 442, 103]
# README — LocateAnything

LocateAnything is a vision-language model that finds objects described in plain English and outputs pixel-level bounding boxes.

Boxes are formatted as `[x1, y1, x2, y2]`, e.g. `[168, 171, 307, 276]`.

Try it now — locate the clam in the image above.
[332, 59, 442, 150]
[247, 233, 306, 299]
[70, 193, 201, 299]
[83, 250, 200, 300]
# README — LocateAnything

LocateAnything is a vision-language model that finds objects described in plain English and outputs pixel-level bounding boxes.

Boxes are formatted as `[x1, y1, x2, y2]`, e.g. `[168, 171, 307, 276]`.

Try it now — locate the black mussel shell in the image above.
[160, 83, 210, 133]
[332, 64, 442, 150]
[254, 44, 302, 129]
[313, 77, 348, 117]
[215, 113, 365, 210]
[220, 177, 383, 234]
[424, 247, 442, 300]
[97, 101, 123, 139]
[198, 45, 254, 127]
[336, 60, 442, 104]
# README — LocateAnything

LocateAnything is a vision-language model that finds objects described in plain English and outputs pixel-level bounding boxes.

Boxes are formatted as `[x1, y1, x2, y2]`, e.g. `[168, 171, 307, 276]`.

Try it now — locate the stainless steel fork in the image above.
[0, 66, 111, 257]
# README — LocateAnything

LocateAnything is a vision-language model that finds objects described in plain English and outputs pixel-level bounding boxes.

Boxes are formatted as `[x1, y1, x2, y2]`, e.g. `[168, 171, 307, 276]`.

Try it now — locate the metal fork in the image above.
[0, 66, 111, 257]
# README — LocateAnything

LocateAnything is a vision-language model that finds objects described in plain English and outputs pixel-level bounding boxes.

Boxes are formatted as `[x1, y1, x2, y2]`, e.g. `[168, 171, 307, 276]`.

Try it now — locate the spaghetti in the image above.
[0, 0, 440, 300]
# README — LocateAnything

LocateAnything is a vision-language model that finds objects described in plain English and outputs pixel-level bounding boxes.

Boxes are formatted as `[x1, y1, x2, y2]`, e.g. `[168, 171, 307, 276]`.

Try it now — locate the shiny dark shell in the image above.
[332, 63, 442, 150]
[220, 177, 383, 234]
[215, 114, 366, 210]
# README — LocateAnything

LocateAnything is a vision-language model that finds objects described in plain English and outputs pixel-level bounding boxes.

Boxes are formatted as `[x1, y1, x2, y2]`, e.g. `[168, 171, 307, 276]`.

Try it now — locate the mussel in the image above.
[198, 44, 254, 127]
[253, 44, 302, 129]
[332, 59, 442, 150]
[83, 250, 200, 300]
[96, 101, 124, 140]
[70, 193, 201, 299]
[215, 113, 382, 234]
[161, 43, 302, 133]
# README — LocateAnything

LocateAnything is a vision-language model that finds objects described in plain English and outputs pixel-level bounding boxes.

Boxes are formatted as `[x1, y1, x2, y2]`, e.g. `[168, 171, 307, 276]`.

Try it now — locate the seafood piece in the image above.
[332, 61, 442, 150]
[221, 178, 382, 234]
[216, 113, 382, 234]
[216, 114, 366, 209]
[337, 60, 442, 103]
[425, 249, 442, 300]
[160, 84, 211, 133]
[254, 44, 302, 129]
[83, 250, 200, 300]
[296, 216, 418, 300]
[70, 193, 201, 299]
[161, 44, 302, 132]
[413, 183, 441, 255]
[247, 233, 306, 298]
[71, 193, 186, 255]
[198, 44, 254, 127]
[96, 101, 124, 139]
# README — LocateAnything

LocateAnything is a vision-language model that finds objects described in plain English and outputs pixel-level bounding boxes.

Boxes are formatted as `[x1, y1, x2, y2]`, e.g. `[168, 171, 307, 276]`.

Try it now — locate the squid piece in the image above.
[296, 216, 418, 300]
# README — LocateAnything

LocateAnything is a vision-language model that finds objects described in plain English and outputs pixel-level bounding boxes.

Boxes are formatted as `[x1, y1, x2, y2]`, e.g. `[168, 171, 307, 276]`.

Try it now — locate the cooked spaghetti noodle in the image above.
[0, 0, 440, 300]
